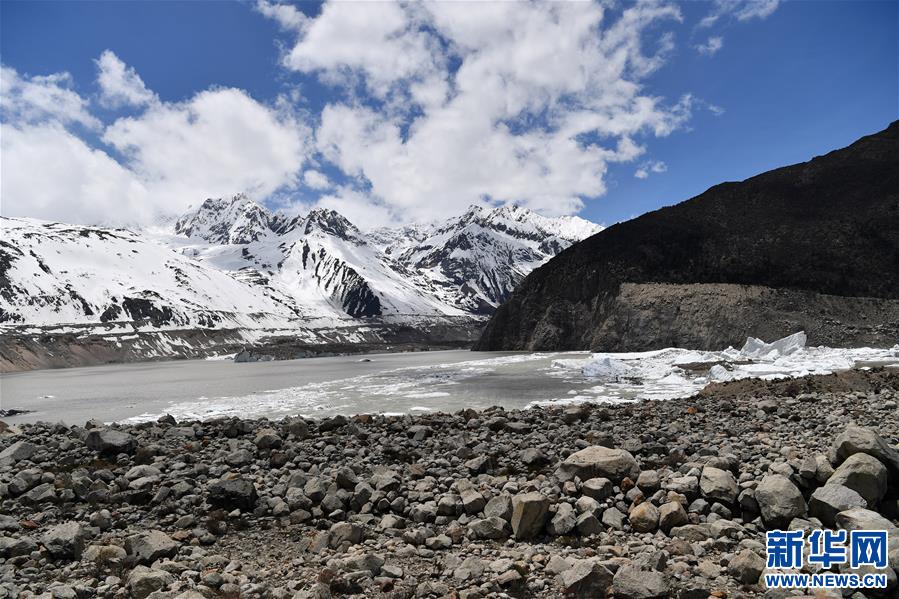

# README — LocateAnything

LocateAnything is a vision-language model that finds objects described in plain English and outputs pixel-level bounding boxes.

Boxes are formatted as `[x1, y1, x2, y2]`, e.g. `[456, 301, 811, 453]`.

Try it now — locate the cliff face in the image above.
[475, 121, 899, 351]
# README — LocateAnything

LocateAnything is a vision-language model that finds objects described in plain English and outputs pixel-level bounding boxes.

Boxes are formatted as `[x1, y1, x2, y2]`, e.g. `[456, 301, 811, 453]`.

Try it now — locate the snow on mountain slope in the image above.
[1, 198, 601, 330]
[399, 205, 603, 313]
[166, 197, 603, 320]
[0, 217, 300, 328]
[277, 209, 462, 318]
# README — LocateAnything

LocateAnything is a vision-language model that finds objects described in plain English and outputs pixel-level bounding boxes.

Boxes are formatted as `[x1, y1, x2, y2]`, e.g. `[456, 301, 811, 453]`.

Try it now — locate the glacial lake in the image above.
[3, 343, 896, 425]
[0, 350, 600, 425]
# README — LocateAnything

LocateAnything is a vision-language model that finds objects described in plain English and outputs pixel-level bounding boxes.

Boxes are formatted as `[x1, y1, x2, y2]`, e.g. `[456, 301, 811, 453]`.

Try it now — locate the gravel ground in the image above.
[1, 368, 898, 599]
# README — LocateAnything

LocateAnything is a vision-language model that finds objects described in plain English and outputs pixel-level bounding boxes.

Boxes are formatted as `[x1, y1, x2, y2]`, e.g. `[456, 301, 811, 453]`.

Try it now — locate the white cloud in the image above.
[265, 1, 691, 222]
[696, 36, 724, 56]
[281, 1, 444, 100]
[634, 160, 667, 180]
[0, 123, 151, 224]
[0, 66, 99, 129]
[1, 59, 311, 225]
[700, 0, 779, 28]
[255, 0, 306, 31]
[302, 169, 331, 190]
[95, 50, 157, 108]
[103, 87, 310, 213]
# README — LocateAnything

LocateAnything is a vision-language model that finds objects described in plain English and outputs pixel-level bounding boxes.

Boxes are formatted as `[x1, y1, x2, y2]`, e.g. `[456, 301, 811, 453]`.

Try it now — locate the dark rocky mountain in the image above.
[476, 121, 899, 351]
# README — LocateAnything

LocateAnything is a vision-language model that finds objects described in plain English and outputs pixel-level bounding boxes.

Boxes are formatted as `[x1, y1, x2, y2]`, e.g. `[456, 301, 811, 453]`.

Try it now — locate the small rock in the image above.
[629, 502, 659, 533]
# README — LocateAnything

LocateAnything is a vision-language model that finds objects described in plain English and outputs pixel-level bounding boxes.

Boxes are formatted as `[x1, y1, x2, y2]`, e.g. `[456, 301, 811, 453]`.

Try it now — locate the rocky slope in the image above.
[476, 121, 899, 351]
[1, 368, 897, 597]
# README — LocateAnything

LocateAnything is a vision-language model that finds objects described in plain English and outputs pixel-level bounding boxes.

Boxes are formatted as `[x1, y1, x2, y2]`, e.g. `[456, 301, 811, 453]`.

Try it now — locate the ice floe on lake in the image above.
[539, 332, 899, 407]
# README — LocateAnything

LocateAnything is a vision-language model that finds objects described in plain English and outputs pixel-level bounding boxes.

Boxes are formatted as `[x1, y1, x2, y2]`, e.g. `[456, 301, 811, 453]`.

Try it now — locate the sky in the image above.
[1, 0, 896, 229]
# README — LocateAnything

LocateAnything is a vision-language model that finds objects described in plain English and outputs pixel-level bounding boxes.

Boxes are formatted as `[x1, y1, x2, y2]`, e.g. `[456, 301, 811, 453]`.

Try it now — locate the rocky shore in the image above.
[1, 369, 898, 599]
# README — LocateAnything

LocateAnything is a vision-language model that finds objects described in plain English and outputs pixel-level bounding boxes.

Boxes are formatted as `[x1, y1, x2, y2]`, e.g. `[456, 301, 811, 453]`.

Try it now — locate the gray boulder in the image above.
[827, 452, 888, 506]
[0, 440, 37, 464]
[663, 475, 699, 497]
[83, 544, 127, 569]
[511, 492, 549, 539]
[125, 530, 178, 564]
[830, 426, 899, 474]
[755, 474, 806, 529]
[582, 477, 614, 500]
[548, 502, 577, 536]
[728, 549, 764, 584]
[613, 564, 668, 599]
[329, 522, 363, 547]
[602, 507, 626, 530]
[835, 507, 898, 533]
[558, 559, 614, 598]
[658, 502, 688, 533]
[461, 489, 486, 514]
[484, 494, 513, 521]
[41, 522, 87, 560]
[84, 429, 136, 455]
[127, 566, 175, 599]
[468, 517, 510, 540]
[207, 477, 257, 511]
[557, 446, 639, 483]
[808, 484, 868, 527]
[0, 535, 37, 558]
[699, 466, 739, 504]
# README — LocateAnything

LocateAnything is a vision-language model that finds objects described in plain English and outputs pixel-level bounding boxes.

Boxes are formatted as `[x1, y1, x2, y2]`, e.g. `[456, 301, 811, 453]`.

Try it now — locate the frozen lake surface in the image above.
[2, 336, 897, 425]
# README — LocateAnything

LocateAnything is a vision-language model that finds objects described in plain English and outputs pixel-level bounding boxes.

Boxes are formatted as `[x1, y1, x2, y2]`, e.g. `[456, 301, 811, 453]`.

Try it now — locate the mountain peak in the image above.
[175, 193, 275, 245]
[303, 208, 362, 241]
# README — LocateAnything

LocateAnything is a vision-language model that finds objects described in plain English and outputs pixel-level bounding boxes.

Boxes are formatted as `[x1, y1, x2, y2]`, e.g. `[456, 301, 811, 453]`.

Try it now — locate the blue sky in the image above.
[1, 0, 896, 227]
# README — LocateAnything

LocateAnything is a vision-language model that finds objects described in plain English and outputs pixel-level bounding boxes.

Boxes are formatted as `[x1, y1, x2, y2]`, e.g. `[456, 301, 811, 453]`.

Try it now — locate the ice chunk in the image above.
[708, 364, 733, 382]
[740, 331, 807, 359]
[581, 356, 633, 381]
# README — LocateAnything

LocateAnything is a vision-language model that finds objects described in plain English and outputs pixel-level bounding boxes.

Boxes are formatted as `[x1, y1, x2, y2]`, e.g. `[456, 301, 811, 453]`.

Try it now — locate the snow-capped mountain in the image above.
[400, 205, 602, 313]
[0, 217, 300, 328]
[173, 194, 279, 245]
[1, 197, 601, 330]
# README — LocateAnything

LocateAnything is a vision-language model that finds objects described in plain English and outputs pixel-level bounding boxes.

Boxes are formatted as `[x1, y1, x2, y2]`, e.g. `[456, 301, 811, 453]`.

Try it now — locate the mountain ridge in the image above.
[0, 201, 601, 330]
